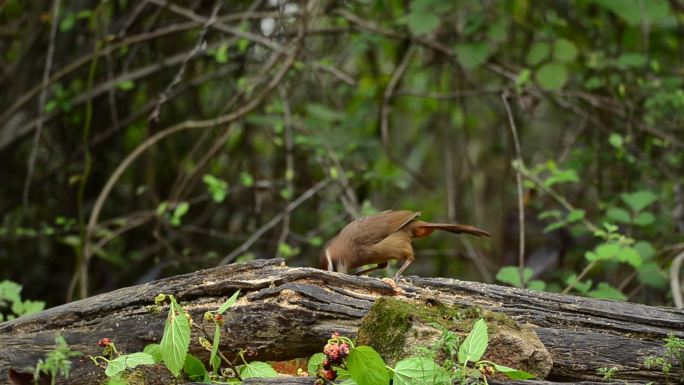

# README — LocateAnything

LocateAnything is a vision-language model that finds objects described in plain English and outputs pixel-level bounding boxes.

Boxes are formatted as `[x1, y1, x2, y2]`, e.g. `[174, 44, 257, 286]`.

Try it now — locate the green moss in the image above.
[356, 297, 520, 365]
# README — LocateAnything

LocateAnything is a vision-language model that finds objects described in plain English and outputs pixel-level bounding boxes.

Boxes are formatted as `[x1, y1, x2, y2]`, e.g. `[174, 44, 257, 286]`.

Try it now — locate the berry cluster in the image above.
[316, 332, 353, 383]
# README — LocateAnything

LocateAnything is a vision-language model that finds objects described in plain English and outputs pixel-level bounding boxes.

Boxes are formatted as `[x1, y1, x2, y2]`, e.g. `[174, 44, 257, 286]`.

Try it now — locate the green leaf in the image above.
[633, 241, 656, 260]
[458, 319, 488, 364]
[210, 320, 221, 374]
[160, 297, 191, 377]
[527, 280, 546, 292]
[454, 42, 490, 70]
[609, 133, 623, 148]
[592, 0, 670, 26]
[60, 13, 76, 32]
[553, 38, 578, 62]
[567, 209, 585, 223]
[214, 45, 229, 63]
[492, 363, 535, 379]
[105, 353, 155, 377]
[105, 357, 127, 377]
[535, 63, 568, 90]
[393, 357, 448, 385]
[116, 80, 135, 91]
[585, 242, 620, 262]
[184, 354, 209, 382]
[515, 68, 532, 90]
[621, 190, 657, 212]
[217, 290, 240, 314]
[346, 346, 389, 385]
[307, 352, 326, 375]
[616, 246, 642, 268]
[633, 212, 655, 226]
[587, 282, 626, 301]
[606, 207, 631, 223]
[306, 103, 345, 122]
[637, 262, 668, 289]
[202, 174, 229, 203]
[171, 202, 189, 226]
[239, 172, 254, 187]
[526, 42, 550, 66]
[404, 12, 441, 36]
[143, 343, 162, 363]
[240, 361, 278, 379]
[617, 53, 647, 68]
[495, 266, 530, 288]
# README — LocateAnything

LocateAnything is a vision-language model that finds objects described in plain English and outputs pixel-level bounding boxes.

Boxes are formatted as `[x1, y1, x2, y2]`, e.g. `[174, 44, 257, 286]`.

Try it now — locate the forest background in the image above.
[0, 0, 682, 316]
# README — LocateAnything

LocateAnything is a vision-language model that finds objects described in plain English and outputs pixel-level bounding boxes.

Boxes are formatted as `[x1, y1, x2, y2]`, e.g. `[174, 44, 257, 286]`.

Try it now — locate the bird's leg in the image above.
[354, 262, 388, 276]
[392, 255, 415, 283]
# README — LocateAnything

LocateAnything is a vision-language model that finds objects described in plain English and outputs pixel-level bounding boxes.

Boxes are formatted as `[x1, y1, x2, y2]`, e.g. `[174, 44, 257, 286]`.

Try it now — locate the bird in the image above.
[320, 210, 490, 282]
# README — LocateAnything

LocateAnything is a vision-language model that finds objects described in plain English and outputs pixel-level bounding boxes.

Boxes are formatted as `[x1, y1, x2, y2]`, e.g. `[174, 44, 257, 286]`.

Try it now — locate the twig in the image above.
[671, 250, 684, 308]
[2, 37, 242, 153]
[274, 85, 295, 259]
[501, 90, 526, 288]
[22, 0, 61, 207]
[147, 0, 285, 53]
[148, 0, 222, 122]
[219, 178, 330, 265]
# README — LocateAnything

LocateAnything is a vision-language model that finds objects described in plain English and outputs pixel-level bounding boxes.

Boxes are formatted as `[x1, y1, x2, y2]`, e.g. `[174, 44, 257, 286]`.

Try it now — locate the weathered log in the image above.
[1, 258, 682, 384]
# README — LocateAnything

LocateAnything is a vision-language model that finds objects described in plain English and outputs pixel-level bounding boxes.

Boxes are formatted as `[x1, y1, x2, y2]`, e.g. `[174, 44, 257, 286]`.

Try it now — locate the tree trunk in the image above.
[1, 259, 682, 384]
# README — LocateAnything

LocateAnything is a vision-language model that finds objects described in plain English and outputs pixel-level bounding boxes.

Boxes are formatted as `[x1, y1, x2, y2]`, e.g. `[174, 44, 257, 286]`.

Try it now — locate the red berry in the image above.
[323, 369, 337, 381]
[97, 338, 112, 347]
[339, 343, 350, 358]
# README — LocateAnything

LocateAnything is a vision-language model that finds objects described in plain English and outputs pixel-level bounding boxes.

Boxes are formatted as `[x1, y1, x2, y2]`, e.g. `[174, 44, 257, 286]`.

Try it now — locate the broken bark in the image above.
[1, 258, 682, 384]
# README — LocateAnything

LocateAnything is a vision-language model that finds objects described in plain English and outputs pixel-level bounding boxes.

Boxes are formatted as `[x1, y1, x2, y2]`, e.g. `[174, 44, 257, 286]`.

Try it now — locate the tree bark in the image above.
[1, 258, 682, 384]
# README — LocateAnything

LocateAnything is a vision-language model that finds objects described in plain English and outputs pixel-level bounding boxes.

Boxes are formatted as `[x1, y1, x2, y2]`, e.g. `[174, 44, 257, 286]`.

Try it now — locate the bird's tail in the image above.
[412, 221, 491, 238]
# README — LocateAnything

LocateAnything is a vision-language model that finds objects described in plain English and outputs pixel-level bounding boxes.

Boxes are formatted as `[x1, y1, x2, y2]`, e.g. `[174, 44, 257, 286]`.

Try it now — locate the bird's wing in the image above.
[344, 210, 420, 246]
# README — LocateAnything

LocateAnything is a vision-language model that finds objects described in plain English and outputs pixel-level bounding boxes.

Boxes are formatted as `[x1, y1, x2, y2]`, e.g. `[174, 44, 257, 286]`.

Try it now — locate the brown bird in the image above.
[321, 210, 490, 282]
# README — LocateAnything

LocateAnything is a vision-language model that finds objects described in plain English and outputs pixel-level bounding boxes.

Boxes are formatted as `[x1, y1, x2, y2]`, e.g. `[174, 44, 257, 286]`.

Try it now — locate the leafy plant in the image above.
[34, 335, 82, 385]
[644, 335, 684, 383]
[597, 366, 618, 381]
[86, 290, 278, 383]
[495, 266, 545, 291]
[309, 319, 533, 385]
[0, 280, 45, 321]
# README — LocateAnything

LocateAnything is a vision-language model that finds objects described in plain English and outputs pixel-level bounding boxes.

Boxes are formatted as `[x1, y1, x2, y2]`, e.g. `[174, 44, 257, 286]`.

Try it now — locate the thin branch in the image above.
[23, 0, 61, 207]
[274, 85, 295, 259]
[671, 250, 684, 308]
[219, 179, 330, 265]
[501, 90, 526, 288]
[147, 0, 286, 53]
[149, 0, 222, 122]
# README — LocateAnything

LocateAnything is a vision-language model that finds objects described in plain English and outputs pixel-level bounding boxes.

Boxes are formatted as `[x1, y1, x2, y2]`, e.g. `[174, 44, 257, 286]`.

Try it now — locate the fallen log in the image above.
[1, 258, 682, 384]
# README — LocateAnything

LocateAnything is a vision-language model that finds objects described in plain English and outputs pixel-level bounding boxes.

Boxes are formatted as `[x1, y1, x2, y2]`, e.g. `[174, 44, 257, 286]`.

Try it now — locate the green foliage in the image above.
[644, 335, 684, 382]
[240, 361, 279, 379]
[183, 354, 209, 382]
[597, 366, 618, 380]
[105, 352, 156, 377]
[2, 0, 682, 315]
[347, 346, 390, 385]
[160, 295, 191, 377]
[34, 335, 82, 385]
[0, 280, 45, 321]
[203, 174, 229, 203]
[496, 266, 546, 291]
[392, 357, 448, 385]
[454, 43, 490, 70]
[457, 319, 488, 365]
